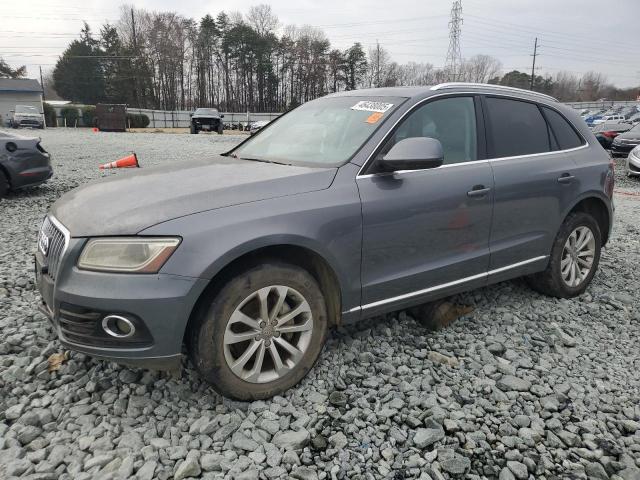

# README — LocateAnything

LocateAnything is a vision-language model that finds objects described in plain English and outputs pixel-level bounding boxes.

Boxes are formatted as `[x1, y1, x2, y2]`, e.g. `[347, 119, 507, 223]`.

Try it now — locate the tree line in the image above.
[18, 3, 634, 111]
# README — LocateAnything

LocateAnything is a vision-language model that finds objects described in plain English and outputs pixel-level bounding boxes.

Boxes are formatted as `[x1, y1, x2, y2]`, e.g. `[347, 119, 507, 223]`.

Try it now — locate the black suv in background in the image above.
[190, 108, 224, 134]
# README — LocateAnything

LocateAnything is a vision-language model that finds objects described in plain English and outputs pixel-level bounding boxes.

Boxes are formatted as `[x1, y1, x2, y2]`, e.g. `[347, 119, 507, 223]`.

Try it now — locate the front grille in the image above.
[19, 120, 40, 126]
[39, 216, 67, 281]
[58, 304, 152, 348]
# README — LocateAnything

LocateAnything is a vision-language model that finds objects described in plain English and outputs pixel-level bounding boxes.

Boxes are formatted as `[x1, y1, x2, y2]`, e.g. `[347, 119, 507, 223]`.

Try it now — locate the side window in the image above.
[542, 107, 585, 150]
[485, 97, 550, 158]
[376, 96, 477, 167]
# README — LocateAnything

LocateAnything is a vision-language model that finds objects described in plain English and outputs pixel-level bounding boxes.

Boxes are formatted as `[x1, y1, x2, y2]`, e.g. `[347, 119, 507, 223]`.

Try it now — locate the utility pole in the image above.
[530, 37, 538, 90]
[444, 0, 463, 82]
[130, 7, 139, 107]
[39, 66, 45, 101]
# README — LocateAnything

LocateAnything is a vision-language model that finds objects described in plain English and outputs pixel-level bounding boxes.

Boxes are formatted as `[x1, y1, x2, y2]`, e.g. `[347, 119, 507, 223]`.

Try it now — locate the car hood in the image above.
[615, 131, 640, 141]
[192, 114, 221, 119]
[52, 156, 337, 237]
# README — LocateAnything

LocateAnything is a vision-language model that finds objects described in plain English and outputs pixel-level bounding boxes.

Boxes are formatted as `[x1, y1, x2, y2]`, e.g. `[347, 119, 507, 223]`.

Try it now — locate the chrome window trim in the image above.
[347, 255, 548, 313]
[355, 91, 590, 179]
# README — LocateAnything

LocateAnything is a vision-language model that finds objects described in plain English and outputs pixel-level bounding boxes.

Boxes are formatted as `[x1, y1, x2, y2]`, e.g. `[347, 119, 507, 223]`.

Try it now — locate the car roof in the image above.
[327, 83, 559, 104]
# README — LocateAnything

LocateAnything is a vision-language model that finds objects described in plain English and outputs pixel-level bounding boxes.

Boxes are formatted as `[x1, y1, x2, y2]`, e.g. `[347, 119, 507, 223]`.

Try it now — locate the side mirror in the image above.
[220, 114, 224, 118]
[379, 137, 444, 172]
[9, 110, 15, 113]
[189, 113, 193, 117]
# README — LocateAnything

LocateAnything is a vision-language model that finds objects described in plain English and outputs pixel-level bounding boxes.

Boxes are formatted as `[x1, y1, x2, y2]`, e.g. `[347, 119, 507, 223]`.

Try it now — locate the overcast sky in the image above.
[2, 0, 639, 88]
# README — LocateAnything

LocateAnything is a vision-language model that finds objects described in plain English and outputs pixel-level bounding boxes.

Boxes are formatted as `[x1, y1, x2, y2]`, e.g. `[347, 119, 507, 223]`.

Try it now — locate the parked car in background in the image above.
[0, 130, 52, 198]
[10, 105, 44, 129]
[585, 114, 603, 127]
[592, 114, 625, 126]
[611, 123, 640, 156]
[35, 84, 613, 399]
[626, 145, 640, 177]
[249, 120, 270, 136]
[190, 108, 224, 134]
[592, 122, 633, 149]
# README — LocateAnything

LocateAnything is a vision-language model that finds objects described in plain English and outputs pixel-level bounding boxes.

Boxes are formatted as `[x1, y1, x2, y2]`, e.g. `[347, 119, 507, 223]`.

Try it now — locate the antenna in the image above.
[444, 0, 463, 82]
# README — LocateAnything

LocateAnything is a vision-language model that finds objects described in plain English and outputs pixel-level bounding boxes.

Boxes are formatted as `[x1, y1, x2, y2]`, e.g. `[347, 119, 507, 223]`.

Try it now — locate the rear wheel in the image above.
[0, 170, 9, 199]
[527, 212, 601, 298]
[189, 262, 328, 400]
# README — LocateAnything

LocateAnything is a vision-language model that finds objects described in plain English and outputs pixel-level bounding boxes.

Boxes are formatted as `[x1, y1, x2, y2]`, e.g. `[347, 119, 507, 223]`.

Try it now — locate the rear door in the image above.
[357, 95, 494, 314]
[484, 96, 583, 277]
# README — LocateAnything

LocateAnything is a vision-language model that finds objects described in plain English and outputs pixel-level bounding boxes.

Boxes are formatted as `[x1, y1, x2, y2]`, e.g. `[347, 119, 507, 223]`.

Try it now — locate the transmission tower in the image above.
[444, 0, 463, 82]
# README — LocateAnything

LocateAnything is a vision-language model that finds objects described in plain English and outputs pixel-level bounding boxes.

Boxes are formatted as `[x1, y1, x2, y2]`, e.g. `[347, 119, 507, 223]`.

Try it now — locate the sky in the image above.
[2, 0, 639, 88]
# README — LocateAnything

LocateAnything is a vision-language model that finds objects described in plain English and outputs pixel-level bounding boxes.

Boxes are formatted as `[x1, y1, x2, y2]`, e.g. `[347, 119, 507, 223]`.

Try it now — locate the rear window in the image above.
[485, 97, 550, 158]
[542, 107, 585, 150]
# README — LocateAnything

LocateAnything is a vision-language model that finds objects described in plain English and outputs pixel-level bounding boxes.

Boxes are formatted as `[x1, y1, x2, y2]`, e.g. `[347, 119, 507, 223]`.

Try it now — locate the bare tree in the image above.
[246, 4, 279, 35]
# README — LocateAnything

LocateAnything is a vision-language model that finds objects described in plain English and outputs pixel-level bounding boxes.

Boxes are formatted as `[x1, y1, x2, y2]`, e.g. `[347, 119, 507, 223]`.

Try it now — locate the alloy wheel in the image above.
[560, 226, 596, 288]
[223, 285, 314, 383]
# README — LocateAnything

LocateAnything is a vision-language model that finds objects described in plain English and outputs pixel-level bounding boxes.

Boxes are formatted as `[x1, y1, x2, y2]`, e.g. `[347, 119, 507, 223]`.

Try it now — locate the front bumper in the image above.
[35, 235, 209, 370]
[626, 152, 640, 176]
[611, 142, 639, 155]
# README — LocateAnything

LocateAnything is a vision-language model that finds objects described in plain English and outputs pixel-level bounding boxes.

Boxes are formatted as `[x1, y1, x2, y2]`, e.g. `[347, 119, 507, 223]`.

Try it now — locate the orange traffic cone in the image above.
[99, 153, 140, 170]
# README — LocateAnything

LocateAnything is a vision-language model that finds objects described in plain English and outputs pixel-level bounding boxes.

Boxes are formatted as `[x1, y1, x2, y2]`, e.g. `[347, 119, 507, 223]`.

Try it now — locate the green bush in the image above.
[126, 113, 150, 128]
[43, 103, 57, 127]
[60, 106, 80, 127]
[81, 105, 96, 127]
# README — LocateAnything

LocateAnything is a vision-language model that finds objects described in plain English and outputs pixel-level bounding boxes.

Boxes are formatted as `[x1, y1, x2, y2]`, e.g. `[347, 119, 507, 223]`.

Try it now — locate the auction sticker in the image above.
[351, 101, 394, 113]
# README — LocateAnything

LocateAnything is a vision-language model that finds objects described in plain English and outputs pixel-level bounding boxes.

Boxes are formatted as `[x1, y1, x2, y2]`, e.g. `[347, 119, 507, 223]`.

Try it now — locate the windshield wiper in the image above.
[238, 157, 292, 166]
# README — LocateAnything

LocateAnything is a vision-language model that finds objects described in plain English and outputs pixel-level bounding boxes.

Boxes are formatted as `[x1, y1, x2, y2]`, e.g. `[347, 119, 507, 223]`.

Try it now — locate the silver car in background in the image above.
[10, 105, 45, 129]
[626, 145, 640, 177]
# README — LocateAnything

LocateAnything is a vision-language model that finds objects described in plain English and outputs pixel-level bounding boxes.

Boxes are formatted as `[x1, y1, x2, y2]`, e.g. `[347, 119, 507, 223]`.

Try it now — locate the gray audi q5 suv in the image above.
[36, 84, 614, 399]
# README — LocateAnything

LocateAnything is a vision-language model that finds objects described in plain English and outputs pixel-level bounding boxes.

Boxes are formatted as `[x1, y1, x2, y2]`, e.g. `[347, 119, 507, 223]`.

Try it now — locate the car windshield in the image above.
[194, 108, 219, 115]
[231, 96, 405, 167]
[16, 105, 38, 114]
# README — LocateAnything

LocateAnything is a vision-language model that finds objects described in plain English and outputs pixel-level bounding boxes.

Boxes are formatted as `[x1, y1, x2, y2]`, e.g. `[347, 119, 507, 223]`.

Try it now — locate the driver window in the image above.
[375, 96, 477, 168]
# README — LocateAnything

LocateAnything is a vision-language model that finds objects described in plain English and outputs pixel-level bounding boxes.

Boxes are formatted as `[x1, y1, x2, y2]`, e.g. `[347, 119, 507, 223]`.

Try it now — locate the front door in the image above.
[357, 95, 494, 315]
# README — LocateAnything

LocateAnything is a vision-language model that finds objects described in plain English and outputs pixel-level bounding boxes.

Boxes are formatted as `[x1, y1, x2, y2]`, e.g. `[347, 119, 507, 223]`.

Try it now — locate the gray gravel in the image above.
[1, 129, 640, 479]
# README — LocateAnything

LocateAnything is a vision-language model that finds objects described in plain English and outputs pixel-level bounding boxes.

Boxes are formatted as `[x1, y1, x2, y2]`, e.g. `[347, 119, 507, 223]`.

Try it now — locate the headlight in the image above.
[78, 237, 180, 273]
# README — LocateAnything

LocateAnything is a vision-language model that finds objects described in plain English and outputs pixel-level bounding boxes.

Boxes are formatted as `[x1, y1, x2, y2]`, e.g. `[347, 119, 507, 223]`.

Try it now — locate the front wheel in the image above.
[527, 212, 602, 298]
[189, 262, 328, 400]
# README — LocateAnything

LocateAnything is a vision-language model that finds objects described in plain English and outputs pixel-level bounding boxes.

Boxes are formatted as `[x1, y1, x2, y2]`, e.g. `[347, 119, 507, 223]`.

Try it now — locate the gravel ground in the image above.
[1, 129, 639, 480]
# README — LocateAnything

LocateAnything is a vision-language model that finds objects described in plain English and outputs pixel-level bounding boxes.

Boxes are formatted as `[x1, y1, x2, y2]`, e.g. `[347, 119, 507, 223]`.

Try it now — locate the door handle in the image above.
[467, 185, 491, 197]
[557, 173, 575, 184]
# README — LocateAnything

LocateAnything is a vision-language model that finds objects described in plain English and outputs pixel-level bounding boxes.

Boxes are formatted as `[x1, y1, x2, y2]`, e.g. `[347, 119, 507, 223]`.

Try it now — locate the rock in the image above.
[291, 466, 319, 480]
[136, 460, 157, 480]
[440, 455, 470, 475]
[329, 431, 348, 449]
[174, 456, 201, 480]
[413, 427, 445, 449]
[585, 461, 609, 480]
[328, 391, 347, 407]
[201, 453, 224, 472]
[507, 460, 529, 480]
[428, 351, 460, 367]
[272, 430, 310, 450]
[497, 375, 531, 392]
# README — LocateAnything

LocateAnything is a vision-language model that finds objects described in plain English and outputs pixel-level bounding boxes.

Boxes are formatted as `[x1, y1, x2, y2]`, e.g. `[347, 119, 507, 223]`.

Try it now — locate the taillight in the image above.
[603, 131, 618, 138]
[605, 157, 615, 198]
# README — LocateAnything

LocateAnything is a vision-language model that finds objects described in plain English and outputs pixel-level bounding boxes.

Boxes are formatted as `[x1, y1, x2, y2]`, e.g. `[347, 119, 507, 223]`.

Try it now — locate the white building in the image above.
[0, 78, 44, 128]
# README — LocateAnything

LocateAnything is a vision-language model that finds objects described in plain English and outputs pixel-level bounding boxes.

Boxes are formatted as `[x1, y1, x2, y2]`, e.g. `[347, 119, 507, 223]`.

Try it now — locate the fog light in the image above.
[102, 315, 136, 338]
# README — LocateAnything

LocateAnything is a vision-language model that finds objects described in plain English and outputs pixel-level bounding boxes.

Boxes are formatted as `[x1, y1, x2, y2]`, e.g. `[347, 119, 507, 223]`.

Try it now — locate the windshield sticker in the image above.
[351, 101, 394, 113]
[366, 112, 384, 124]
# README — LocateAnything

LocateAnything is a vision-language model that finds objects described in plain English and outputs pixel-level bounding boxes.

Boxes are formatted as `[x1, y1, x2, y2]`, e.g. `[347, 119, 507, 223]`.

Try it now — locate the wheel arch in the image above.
[563, 193, 612, 245]
[183, 242, 344, 349]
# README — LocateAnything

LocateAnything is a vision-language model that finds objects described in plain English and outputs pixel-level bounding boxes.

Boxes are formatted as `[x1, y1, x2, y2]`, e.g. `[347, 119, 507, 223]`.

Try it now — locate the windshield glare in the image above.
[232, 96, 404, 166]
[16, 105, 38, 114]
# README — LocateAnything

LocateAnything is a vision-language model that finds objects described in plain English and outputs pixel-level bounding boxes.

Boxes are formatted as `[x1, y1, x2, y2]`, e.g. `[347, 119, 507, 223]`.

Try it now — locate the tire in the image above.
[190, 124, 198, 134]
[0, 170, 9, 199]
[527, 212, 602, 298]
[217, 123, 224, 135]
[188, 262, 328, 400]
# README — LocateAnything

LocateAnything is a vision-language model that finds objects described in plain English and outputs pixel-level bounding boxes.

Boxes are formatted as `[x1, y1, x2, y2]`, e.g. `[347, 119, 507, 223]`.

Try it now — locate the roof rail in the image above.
[431, 82, 558, 102]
